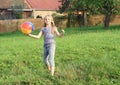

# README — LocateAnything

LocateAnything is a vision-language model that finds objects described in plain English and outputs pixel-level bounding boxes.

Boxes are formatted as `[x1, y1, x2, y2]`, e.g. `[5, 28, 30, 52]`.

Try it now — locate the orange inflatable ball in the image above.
[21, 22, 34, 34]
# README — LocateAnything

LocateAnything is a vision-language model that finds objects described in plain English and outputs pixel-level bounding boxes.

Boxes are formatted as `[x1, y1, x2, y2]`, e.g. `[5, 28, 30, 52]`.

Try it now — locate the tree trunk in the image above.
[104, 13, 112, 28]
[83, 11, 87, 26]
[76, 10, 81, 26]
[67, 13, 71, 27]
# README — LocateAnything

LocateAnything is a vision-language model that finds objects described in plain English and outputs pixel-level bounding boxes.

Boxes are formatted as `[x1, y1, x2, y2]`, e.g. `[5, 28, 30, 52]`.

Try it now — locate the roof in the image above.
[0, 0, 29, 9]
[0, 0, 10, 8]
[26, 0, 61, 11]
[0, 0, 61, 11]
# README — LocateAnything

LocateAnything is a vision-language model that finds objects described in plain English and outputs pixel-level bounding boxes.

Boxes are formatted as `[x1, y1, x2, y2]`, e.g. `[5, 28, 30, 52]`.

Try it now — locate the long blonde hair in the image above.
[44, 15, 56, 27]
[44, 15, 56, 34]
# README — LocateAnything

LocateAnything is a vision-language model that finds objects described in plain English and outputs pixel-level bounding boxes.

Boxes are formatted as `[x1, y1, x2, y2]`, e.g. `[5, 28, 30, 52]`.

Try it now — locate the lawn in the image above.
[0, 26, 120, 85]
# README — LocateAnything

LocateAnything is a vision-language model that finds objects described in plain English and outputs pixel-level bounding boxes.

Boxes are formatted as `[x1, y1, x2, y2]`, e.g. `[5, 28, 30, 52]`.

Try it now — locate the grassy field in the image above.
[0, 26, 120, 85]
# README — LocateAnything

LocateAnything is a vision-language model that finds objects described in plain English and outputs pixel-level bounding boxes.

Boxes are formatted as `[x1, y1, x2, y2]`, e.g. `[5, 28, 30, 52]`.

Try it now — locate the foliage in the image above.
[94, 0, 120, 28]
[0, 26, 120, 84]
[10, 0, 24, 19]
[58, 0, 120, 28]
[97, 0, 120, 14]
[58, 0, 71, 13]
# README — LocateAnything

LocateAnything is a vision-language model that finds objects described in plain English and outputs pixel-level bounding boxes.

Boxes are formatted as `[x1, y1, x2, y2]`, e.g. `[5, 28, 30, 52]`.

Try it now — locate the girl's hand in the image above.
[23, 33, 29, 35]
[61, 29, 65, 34]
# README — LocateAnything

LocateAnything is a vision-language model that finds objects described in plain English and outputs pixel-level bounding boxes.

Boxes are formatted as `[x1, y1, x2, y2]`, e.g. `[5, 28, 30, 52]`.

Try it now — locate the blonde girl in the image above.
[29, 15, 65, 76]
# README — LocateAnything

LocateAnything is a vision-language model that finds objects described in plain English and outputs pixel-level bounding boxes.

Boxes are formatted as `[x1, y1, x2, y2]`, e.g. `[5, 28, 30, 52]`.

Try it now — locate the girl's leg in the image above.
[43, 46, 50, 70]
[47, 65, 51, 71]
[49, 44, 56, 76]
[51, 66, 55, 76]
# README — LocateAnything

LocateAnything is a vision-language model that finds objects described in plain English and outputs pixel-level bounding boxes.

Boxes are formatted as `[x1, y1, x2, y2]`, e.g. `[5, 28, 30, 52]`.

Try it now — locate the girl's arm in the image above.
[54, 27, 65, 38]
[28, 30, 43, 39]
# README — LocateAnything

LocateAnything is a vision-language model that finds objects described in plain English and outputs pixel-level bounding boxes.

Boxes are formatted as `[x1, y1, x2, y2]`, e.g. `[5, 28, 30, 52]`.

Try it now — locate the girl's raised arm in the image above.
[54, 27, 65, 38]
[29, 30, 43, 39]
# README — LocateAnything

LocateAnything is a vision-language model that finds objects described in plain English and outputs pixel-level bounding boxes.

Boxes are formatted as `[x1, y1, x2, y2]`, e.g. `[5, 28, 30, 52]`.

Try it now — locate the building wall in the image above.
[22, 11, 33, 18]
[33, 10, 59, 18]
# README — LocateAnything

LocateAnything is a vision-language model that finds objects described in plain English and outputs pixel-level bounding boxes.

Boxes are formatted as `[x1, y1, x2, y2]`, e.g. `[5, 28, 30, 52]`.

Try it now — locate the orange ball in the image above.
[21, 22, 34, 34]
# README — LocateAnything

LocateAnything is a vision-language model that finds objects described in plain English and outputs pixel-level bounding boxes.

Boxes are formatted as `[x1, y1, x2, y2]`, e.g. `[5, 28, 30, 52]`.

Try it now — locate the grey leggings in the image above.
[43, 43, 56, 67]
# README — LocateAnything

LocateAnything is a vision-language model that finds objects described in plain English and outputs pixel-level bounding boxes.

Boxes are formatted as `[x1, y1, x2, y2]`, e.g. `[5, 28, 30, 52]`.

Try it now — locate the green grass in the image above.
[0, 25, 120, 85]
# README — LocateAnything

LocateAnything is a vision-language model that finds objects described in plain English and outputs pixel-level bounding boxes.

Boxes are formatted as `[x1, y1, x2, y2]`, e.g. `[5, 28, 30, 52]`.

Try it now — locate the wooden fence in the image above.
[88, 15, 120, 26]
[0, 18, 44, 33]
[0, 15, 120, 33]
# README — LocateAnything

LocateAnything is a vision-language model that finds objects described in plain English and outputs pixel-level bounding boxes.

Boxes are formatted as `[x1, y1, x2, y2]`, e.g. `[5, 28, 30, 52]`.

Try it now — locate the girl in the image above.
[28, 15, 65, 76]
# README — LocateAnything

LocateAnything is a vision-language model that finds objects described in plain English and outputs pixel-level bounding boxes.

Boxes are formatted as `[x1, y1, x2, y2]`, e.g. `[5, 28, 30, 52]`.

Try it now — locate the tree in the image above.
[58, 0, 120, 28]
[10, 0, 24, 19]
[58, 0, 72, 27]
[58, 0, 97, 27]
[72, 0, 95, 26]
[97, 0, 120, 28]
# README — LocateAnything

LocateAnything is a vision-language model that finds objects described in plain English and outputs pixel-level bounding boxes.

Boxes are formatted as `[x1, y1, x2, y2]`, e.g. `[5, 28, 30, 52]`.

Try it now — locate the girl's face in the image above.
[44, 16, 52, 26]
